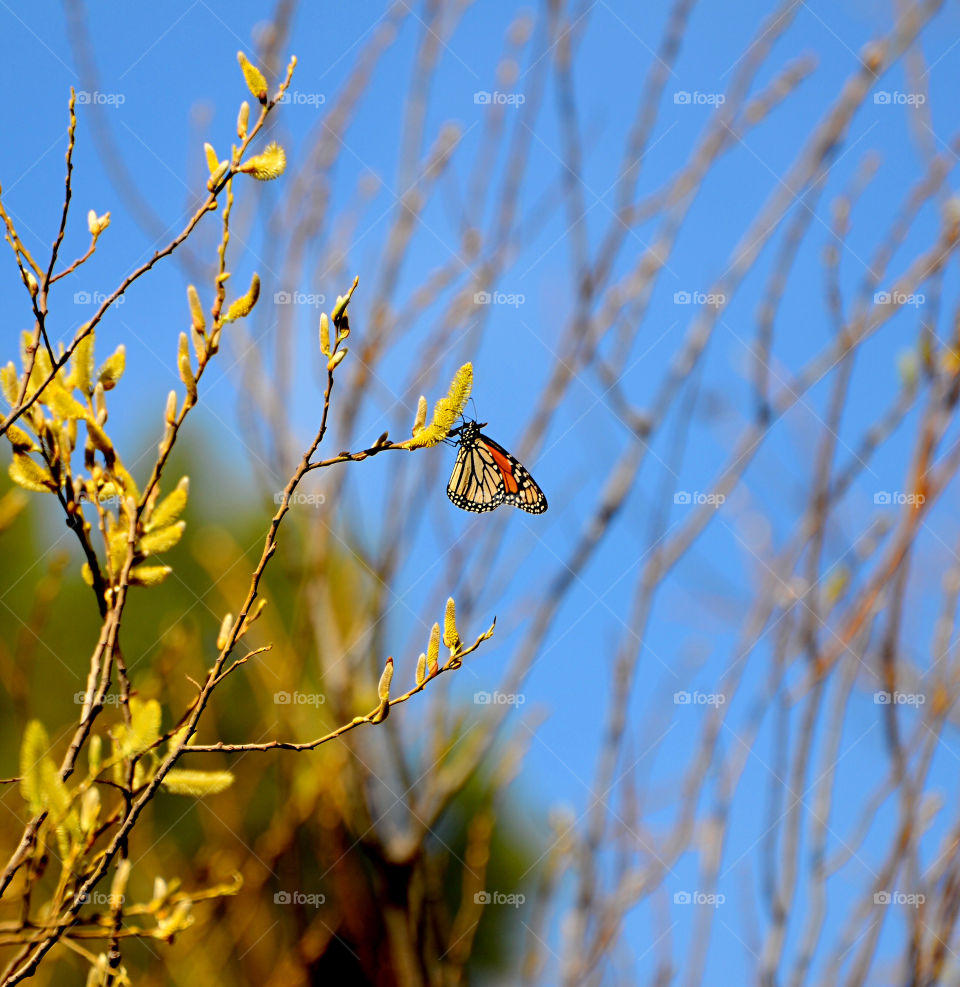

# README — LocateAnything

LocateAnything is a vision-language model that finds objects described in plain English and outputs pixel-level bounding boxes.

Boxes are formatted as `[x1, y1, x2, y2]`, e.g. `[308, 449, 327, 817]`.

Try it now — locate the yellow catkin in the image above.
[427, 623, 440, 675]
[203, 143, 219, 175]
[187, 285, 206, 331]
[405, 364, 472, 449]
[223, 273, 261, 322]
[237, 52, 268, 102]
[319, 312, 331, 356]
[238, 143, 286, 180]
[443, 597, 461, 651]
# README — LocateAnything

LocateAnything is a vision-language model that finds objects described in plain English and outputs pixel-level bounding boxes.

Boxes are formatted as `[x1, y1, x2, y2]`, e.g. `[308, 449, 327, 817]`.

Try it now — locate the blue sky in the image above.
[3, 0, 960, 981]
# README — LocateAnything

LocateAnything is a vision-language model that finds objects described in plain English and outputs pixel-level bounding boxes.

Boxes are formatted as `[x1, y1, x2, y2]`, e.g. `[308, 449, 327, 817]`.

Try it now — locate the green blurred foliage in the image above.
[0, 434, 540, 985]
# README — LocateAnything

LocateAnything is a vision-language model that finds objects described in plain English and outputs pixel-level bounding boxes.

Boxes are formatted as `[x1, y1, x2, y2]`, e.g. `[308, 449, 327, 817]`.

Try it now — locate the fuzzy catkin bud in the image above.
[223, 273, 261, 322]
[237, 143, 286, 180]
[443, 597, 460, 651]
[216, 613, 233, 651]
[378, 657, 394, 702]
[187, 285, 206, 332]
[87, 209, 110, 236]
[203, 143, 219, 175]
[427, 623, 440, 676]
[412, 395, 427, 436]
[237, 101, 250, 139]
[237, 51, 268, 102]
[177, 333, 196, 399]
[319, 312, 330, 356]
[405, 364, 472, 449]
[331, 276, 358, 325]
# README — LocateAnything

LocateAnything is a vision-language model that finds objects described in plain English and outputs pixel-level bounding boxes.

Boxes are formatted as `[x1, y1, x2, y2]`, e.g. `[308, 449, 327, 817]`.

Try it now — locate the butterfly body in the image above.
[446, 420, 548, 514]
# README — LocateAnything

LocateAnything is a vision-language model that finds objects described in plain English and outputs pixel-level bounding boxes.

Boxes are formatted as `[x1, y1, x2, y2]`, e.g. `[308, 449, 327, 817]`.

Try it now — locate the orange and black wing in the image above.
[477, 432, 548, 514]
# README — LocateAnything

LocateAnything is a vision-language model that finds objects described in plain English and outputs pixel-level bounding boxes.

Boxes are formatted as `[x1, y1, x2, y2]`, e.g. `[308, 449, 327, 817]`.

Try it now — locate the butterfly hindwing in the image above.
[478, 432, 548, 514]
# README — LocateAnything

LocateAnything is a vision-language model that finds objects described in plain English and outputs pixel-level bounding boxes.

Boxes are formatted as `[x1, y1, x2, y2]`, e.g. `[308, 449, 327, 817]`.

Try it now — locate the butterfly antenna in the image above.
[467, 395, 480, 424]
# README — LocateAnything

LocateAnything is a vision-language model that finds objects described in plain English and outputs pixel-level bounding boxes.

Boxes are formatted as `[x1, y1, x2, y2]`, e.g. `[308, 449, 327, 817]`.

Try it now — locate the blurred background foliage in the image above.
[0, 434, 539, 985]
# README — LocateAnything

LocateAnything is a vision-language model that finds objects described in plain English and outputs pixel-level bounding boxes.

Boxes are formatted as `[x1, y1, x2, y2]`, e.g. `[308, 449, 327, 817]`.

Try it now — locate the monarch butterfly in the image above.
[446, 420, 548, 514]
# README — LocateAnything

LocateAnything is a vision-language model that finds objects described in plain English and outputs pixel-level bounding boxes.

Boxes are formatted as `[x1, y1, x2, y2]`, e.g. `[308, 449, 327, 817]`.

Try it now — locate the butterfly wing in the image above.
[476, 433, 548, 514]
[446, 436, 506, 512]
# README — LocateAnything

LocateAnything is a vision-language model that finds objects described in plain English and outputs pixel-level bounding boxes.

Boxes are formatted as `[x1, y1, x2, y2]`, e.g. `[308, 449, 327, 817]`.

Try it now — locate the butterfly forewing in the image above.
[446, 422, 547, 514]
[447, 439, 505, 512]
